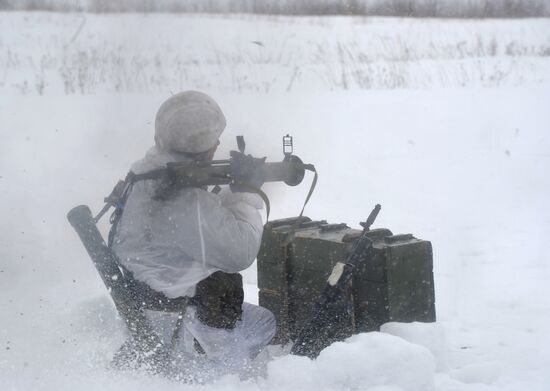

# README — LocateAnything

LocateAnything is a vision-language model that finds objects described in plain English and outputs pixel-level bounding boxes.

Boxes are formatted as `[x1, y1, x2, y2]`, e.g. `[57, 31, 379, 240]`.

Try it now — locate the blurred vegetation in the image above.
[3, 13, 548, 95]
[1, 0, 549, 18]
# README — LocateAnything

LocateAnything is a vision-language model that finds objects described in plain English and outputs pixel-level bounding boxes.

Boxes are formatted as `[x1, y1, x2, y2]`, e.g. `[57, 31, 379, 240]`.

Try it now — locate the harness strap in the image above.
[232, 163, 317, 223]
[278, 164, 318, 246]
[231, 182, 271, 222]
[107, 173, 135, 247]
[93, 172, 135, 223]
[298, 164, 318, 218]
[95, 168, 162, 226]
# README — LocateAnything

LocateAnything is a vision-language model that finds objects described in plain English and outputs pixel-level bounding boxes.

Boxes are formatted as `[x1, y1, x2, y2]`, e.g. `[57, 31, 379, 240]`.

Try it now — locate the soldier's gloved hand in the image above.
[230, 150, 266, 192]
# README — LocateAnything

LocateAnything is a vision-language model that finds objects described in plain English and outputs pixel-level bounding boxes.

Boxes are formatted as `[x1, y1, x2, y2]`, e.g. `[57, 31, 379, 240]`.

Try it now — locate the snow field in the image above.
[1, 11, 550, 391]
[1, 13, 550, 94]
[266, 332, 436, 391]
[2, 87, 549, 390]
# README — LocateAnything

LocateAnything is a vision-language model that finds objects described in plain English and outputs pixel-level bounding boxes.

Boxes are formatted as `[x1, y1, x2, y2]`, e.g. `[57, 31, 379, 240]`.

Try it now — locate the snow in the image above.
[1, 11, 550, 391]
[1, 13, 550, 94]
[266, 333, 435, 391]
[381, 322, 447, 371]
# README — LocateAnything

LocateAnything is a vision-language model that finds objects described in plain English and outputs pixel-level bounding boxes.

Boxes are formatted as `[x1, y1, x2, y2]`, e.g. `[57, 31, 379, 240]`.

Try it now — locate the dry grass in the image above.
[1, 13, 549, 94]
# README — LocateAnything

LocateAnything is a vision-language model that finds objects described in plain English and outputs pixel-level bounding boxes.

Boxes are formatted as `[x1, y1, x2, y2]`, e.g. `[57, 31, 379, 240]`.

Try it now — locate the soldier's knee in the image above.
[259, 307, 277, 342]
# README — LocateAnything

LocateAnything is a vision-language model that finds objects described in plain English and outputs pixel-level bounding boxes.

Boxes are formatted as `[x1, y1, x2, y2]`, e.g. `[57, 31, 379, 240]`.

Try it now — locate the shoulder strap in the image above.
[94, 172, 135, 223]
[107, 172, 138, 247]
[298, 164, 318, 217]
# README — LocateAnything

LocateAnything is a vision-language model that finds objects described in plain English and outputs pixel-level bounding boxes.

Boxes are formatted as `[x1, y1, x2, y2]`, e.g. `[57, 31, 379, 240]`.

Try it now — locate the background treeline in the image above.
[1, 0, 549, 18]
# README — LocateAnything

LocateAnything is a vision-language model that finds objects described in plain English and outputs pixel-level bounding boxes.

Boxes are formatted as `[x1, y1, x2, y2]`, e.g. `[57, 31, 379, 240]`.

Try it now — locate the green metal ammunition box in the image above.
[257, 217, 436, 345]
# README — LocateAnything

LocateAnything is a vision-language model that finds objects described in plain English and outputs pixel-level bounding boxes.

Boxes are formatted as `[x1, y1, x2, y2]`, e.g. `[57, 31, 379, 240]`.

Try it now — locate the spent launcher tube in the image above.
[66, 206, 164, 355]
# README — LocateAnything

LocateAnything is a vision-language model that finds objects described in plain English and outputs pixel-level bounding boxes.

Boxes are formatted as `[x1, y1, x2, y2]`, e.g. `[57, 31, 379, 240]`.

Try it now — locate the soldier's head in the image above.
[154, 91, 226, 161]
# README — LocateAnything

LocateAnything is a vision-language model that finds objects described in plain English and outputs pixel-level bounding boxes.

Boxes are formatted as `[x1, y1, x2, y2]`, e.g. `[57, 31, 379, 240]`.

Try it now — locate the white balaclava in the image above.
[154, 91, 226, 154]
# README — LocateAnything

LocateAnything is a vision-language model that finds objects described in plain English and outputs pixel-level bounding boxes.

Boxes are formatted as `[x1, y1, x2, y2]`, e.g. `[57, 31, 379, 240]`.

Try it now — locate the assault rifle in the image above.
[291, 204, 381, 358]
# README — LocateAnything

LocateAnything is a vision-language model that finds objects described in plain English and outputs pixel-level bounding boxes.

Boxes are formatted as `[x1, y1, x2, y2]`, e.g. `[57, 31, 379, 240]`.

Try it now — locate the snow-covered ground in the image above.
[1, 12, 549, 391]
[2, 13, 550, 94]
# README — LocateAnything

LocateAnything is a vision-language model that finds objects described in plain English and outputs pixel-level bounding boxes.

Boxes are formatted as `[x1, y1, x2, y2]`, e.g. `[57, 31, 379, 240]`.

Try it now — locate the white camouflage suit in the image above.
[111, 91, 276, 376]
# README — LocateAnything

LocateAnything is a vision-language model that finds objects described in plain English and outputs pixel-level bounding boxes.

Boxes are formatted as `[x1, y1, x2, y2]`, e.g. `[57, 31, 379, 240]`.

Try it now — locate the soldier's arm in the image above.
[196, 188, 264, 273]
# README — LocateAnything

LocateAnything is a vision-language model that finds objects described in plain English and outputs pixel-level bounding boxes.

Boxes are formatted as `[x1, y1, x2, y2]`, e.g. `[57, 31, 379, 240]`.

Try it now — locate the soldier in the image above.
[111, 91, 276, 375]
